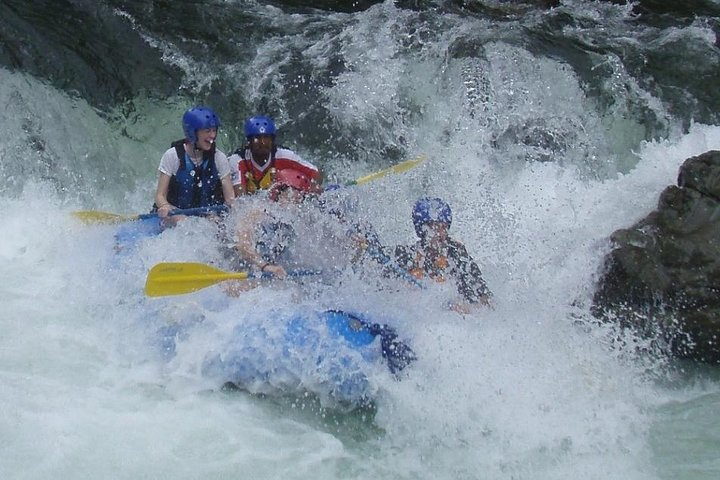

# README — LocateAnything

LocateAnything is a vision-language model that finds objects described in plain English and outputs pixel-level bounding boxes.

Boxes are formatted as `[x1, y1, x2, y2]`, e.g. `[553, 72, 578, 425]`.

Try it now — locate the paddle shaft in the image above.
[346, 155, 425, 186]
[73, 204, 228, 225]
[75, 154, 424, 224]
[143, 205, 229, 220]
[145, 262, 320, 297]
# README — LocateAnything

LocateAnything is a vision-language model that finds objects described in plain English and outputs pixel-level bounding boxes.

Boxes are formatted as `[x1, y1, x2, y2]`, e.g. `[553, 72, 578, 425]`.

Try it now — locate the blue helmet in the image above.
[182, 106, 221, 144]
[244, 115, 276, 139]
[412, 197, 452, 237]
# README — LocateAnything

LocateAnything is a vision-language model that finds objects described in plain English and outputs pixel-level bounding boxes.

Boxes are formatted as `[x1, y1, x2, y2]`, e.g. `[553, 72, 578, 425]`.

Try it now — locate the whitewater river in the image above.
[1, 1, 719, 478]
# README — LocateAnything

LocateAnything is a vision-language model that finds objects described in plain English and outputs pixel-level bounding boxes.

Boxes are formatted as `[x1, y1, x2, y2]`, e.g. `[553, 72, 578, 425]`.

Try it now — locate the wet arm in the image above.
[154, 172, 174, 216]
[220, 175, 235, 206]
[450, 242, 492, 305]
[233, 209, 286, 277]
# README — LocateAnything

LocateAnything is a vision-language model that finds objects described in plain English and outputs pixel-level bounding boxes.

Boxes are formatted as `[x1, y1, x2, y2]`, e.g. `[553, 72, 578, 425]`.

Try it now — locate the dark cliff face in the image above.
[0, 0, 563, 109]
[0, 0, 182, 109]
[2, 0, 718, 129]
[593, 150, 720, 363]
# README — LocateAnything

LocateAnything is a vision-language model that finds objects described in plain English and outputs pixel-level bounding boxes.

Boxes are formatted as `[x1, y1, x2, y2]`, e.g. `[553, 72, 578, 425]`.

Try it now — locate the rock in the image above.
[592, 150, 720, 363]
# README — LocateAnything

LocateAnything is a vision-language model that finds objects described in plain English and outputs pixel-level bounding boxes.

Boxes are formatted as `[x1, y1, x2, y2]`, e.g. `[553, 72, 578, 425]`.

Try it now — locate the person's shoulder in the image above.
[448, 237, 465, 248]
[159, 148, 181, 175]
[274, 145, 294, 154]
[275, 147, 315, 164]
[274, 146, 300, 160]
[447, 238, 472, 257]
[160, 145, 182, 163]
[162, 146, 179, 157]
[274, 150, 320, 175]
[212, 149, 233, 178]
[227, 147, 245, 161]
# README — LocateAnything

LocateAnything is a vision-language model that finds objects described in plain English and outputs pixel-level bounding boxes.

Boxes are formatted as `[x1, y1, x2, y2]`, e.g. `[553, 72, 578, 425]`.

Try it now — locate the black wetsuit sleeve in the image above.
[361, 242, 413, 279]
[392, 245, 416, 270]
[448, 240, 492, 303]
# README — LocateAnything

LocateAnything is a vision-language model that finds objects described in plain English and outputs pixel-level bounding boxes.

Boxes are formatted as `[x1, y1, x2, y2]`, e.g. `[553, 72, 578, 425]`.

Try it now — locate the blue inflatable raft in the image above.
[113, 208, 416, 406]
[154, 308, 415, 407]
[113, 206, 227, 255]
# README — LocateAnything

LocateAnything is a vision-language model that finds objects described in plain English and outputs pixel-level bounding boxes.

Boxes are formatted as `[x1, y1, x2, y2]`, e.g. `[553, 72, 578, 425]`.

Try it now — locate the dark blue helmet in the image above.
[182, 106, 221, 144]
[244, 115, 276, 139]
[412, 197, 452, 237]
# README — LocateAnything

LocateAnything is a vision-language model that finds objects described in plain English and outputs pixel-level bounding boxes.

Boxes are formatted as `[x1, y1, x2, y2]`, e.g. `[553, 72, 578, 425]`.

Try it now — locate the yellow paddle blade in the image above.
[349, 154, 426, 186]
[72, 210, 140, 225]
[145, 262, 249, 297]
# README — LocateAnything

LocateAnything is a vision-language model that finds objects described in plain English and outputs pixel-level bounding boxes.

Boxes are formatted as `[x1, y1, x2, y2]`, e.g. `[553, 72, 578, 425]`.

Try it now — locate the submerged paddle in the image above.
[144, 262, 320, 297]
[72, 205, 229, 225]
[346, 154, 426, 187]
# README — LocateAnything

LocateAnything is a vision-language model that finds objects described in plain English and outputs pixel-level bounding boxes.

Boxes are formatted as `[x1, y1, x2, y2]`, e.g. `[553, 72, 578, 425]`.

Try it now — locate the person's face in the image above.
[195, 127, 217, 151]
[249, 134, 274, 158]
[422, 221, 449, 246]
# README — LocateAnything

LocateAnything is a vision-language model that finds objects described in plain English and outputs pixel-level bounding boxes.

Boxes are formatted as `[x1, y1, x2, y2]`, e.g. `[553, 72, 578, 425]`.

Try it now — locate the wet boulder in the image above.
[592, 150, 720, 363]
